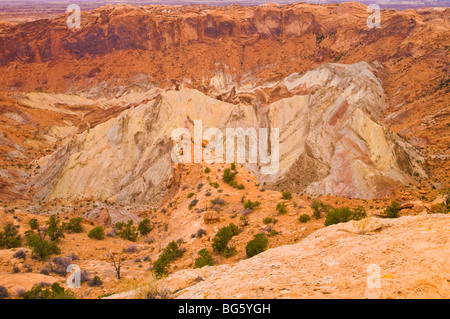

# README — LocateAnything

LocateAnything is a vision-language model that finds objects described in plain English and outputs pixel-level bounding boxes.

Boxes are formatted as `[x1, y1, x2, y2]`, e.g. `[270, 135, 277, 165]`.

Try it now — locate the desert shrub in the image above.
[63, 217, 84, 233]
[12, 264, 20, 273]
[281, 191, 292, 200]
[47, 256, 72, 277]
[138, 219, 153, 236]
[231, 163, 236, 170]
[310, 200, 332, 219]
[192, 228, 206, 238]
[16, 287, 25, 298]
[209, 182, 219, 188]
[210, 197, 226, 211]
[22, 282, 75, 299]
[325, 206, 367, 226]
[188, 199, 198, 210]
[222, 168, 237, 184]
[0, 286, 9, 299]
[212, 223, 240, 256]
[46, 215, 65, 243]
[204, 167, 211, 174]
[263, 217, 273, 224]
[222, 246, 237, 258]
[187, 192, 195, 198]
[243, 200, 261, 210]
[352, 206, 367, 220]
[276, 203, 287, 215]
[245, 234, 268, 258]
[153, 241, 184, 278]
[116, 220, 138, 241]
[88, 276, 103, 287]
[106, 228, 118, 237]
[23, 264, 32, 273]
[88, 226, 105, 240]
[28, 218, 39, 230]
[229, 180, 245, 189]
[0, 222, 22, 249]
[299, 214, 311, 223]
[194, 249, 214, 268]
[124, 244, 139, 253]
[25, 233, 60, 261]
[385, 201, 401, 218]
[40, 268, 50, 275]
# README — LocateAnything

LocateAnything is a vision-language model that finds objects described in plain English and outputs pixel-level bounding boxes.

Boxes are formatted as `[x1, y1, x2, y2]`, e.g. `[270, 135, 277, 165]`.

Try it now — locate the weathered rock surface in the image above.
[159, 214, 449, 299]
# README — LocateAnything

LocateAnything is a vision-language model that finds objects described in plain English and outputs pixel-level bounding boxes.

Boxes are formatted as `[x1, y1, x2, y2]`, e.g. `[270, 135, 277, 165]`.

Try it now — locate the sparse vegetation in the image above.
[310, 200, 332, 219]
[22, 283, 75, 299]
[46, 215, 65, 242]
[138, 218, 153, 236]
[0, 222, 22, 249]
[24, 218, 61, 260]
[194, 248, 214, 268]
[153, 241, 184, 278]
[212, 223, 240, 257]
[88, 226, 105, 240]
[245, 234, 268, 258]
[281, 191, 292, 200]
[88, 276, 103, 287]
[115, 220, 138, 241]
[243, 199, 261, 211]
[63, 217, 84, 233]
[299, 214, 311, 223]
[385, 201, 401, 219]
[325, 206, 367, 226]
[276, 202, 287, 215]
[108, 254, 124, 280]
[263, 217, 273, 224]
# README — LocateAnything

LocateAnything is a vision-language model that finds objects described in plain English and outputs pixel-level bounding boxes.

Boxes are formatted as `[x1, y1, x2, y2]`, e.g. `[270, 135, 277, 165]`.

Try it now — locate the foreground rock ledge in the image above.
[108, 214, 450, 299]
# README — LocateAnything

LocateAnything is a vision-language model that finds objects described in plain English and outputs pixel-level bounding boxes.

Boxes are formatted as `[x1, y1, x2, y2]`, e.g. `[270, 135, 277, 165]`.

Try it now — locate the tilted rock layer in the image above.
[33, 62, 424, 203]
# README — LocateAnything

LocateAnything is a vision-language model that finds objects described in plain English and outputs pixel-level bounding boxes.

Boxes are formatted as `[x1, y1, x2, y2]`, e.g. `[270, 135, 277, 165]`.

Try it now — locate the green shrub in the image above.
[262, 217, 273, 224]
[212, 223, 240, 256]
[310, 200, 332, 219]
[138, 219, 153, 236]
[385, 201, 401, 218]
[187, 192, 195, 198]
[153, 241, 184, 278]
[46, 215, 64, 243]
[222, 246, 237, 258]
[245, 234, 268, 258]
[88, 226, 105, 240]
[231, 163, 236, 170]
[268, 229, 279, 237]
[324, 206, 367, 226]
[25, 233, 60, 260]
[230, 181, 245, 189]
[276, 203, 287, 215]
[0, 222, 22, 249]
[28, 219, 39, 231]
[194, 249, 214, 268]
[204, 167, 211, 174]
[22, 283, 75, 299]
[299, 214, 311, 223]
[209, 182, 219, 188]
[222, 168, 237, 184]
[244, 200, 261, 210]
[281, 191, 292, 200]
[63, 217, 84, 233]
[116, 220, 138, 241]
